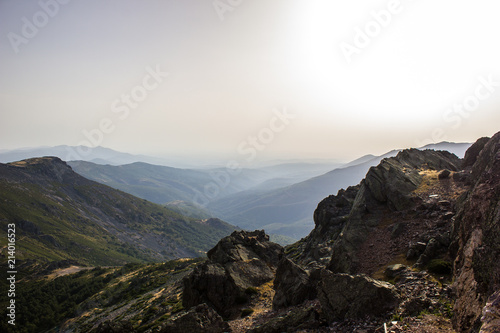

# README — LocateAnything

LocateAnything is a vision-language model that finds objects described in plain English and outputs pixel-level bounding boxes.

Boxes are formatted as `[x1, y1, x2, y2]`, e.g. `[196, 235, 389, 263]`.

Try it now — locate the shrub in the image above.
[241, 308, 254, 317]
[427, 259, 452, 275]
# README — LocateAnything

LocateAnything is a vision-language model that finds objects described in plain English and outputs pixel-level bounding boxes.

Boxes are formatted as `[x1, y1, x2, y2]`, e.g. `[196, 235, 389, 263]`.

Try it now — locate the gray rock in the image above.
[317, 270, 400, 321]
[273, 257, 317, 309]
[438, 169, 451, 179]
[183, 230, 283, 318]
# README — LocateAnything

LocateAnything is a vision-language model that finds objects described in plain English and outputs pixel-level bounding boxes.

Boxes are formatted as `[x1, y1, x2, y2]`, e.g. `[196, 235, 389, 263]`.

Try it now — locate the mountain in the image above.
[419, 141, 471, 158]
[0, 145, 183, 167]
[0, 157, 236, 266]
[67, 161, 271, 207]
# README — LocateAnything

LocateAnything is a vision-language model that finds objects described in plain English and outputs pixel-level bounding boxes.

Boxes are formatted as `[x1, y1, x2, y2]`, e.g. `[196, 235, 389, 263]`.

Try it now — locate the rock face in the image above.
[317, 269, 400, 322]
[462, 137, 490, 169]
[160, 303, 230, 333]
[451, 133, 500, 332]
[183, 230, 283, 318]
[286, 185, 359, 268]
[479, 291, 500, 333]
[329, 149, 462, 274]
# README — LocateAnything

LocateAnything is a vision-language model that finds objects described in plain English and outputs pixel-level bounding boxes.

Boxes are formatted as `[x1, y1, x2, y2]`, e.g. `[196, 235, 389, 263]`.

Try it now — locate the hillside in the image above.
[0, 157, 236, 266]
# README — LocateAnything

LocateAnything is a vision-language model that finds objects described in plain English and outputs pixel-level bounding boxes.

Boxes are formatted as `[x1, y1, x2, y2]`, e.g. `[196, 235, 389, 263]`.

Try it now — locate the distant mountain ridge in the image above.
[0, 145, 184, 167]
[0, 157, 236, 266]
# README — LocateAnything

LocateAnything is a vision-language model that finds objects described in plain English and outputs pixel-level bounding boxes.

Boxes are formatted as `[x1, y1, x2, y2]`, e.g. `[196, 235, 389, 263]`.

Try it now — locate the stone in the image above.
[317, 270, 400, 322]
[183, 230, 283, 318]
[384, 264, 407, 279]
[438, 169, 451, 179]
[272, 257, 317, 309]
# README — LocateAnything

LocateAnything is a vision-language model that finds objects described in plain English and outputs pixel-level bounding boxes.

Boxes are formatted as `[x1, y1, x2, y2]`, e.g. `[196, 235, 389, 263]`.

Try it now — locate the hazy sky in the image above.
[1, 0, 500, 164]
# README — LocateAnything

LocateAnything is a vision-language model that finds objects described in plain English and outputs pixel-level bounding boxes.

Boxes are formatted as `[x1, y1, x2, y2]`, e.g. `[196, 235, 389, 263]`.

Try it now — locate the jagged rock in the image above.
[479, 291, 500, 333]
[287, 186, 359, 268]
[207, 229, 282, 265]
[415, 238, 442, 268]
[161, 303, 230, 333]
[183, 230, 283, 318]
[463, 136, 490, 168]
[451, 132, 500, 332]
[328, 149, 462, 274]
[272, 257, 317, 309]
[317, 270, 400, 321]
[249, 304, 321, 333]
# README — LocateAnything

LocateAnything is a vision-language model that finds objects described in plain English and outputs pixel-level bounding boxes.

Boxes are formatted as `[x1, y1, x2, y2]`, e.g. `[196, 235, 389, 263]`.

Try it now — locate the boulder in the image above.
[317, 270, 400, 322]
[438, 169, 451, 179]
[272, 257, 317, 309]
[183, 230, 283, 318]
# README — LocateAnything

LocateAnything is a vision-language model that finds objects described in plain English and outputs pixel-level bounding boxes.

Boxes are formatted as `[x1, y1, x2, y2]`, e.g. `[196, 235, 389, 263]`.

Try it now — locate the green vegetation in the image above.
[0, 258, 204, 333]
[241, 308, 254, 317]
[245, 286, 259, 296]
[427, 259, 452, 275]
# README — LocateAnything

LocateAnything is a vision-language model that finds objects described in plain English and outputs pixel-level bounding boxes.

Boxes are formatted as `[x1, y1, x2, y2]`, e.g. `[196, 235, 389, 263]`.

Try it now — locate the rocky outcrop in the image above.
[183, 230, 283, 318]
[272, 257, 318, 309]
[463, 137, 490, 169]
[286, 185, 359, 268]
[328, 149, 462, 274]
[451, 133, 500, 332]
[160, 303, 230, 333]
[317, 269, 400, 322]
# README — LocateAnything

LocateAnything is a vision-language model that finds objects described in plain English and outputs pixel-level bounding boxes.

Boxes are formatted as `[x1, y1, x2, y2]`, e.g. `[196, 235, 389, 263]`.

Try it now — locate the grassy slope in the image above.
[0, 158, 236, 266]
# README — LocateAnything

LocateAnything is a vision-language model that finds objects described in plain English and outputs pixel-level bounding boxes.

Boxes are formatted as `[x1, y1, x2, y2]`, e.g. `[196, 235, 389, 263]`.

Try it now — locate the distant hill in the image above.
[0, 157, 236, 266]
[419, 142, 471, 158]
[67, 161, 271, 206]
[0, 145, 183, 167]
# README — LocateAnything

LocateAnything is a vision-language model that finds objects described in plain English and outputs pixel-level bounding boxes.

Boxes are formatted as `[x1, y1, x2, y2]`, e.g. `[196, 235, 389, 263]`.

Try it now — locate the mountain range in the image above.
[64, 142, 471, 239]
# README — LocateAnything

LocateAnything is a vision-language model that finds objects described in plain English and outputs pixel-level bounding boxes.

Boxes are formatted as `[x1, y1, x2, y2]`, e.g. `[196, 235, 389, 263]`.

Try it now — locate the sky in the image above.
[1, 0, 500, 165]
